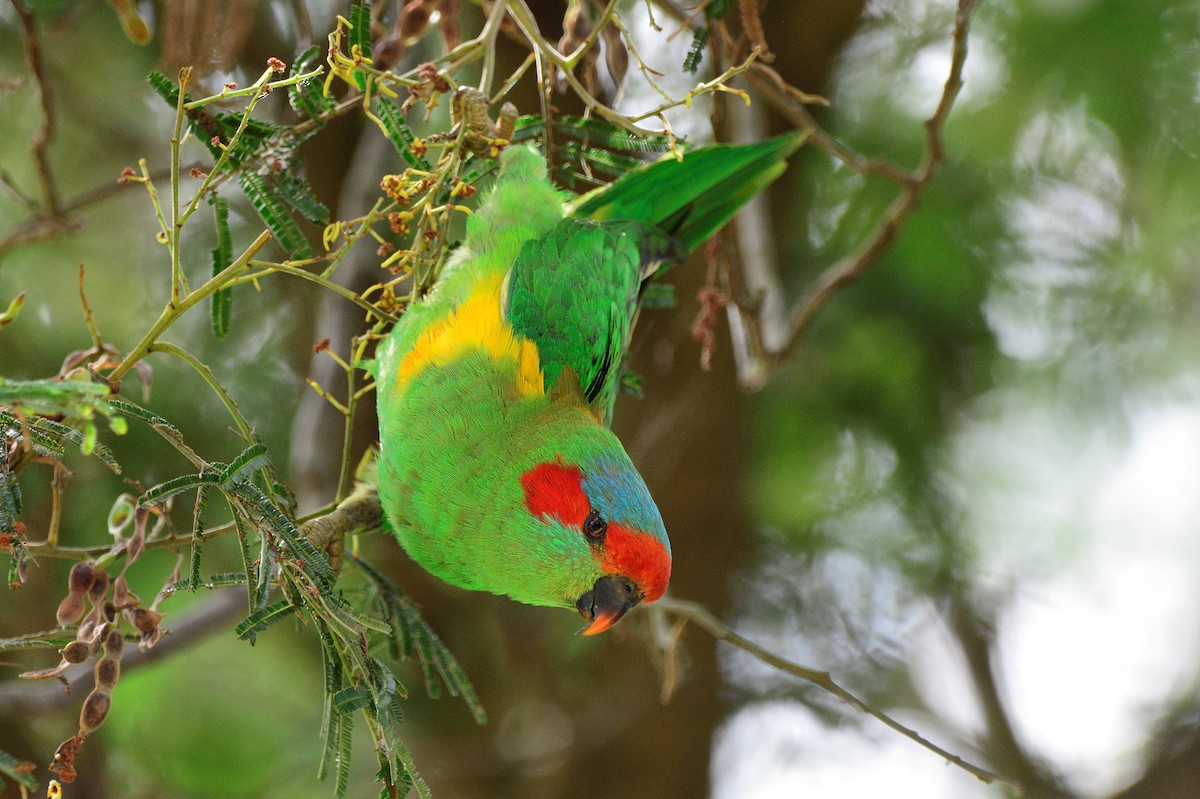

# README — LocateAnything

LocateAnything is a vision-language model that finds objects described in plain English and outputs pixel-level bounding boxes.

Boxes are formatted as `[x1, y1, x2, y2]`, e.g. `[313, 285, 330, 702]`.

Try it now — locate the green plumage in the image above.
[374, 133, 803, 618]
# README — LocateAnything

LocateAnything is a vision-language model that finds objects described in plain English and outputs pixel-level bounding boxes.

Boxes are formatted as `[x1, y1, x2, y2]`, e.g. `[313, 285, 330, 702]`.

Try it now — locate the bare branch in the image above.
[655, 596, 1021, 791]
[11, 0, 63, 217]
[775, 0, 979, 358]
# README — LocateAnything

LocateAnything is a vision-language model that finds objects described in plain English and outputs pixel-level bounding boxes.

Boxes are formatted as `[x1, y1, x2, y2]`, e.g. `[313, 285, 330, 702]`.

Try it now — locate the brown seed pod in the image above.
[437, 0, 461, 51]
[104, 628, 125, 658]
[103, 601, 117, 623]
[398, 0, 438, 42]
[56, 592, 87, 627]
[129, 607, 164, 636]
[79, 690, 111, 734]
[76, 618, 96, 643]
[68, 561, 96, 594]
[495, 103, 518, 141]
[601, 23, 628, 90]
[61, 641, 90, 664]
[95, 656, 120, 691]
[87, 569, 110, 604]
[373, 33, 404, 70]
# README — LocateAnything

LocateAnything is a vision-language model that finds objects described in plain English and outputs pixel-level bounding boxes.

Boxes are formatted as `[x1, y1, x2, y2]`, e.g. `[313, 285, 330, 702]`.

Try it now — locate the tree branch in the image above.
[655, 595, 1021, 791]
[11, 0, 62, 217]
[774, 0, 978, 358]
[0, 588, 246, 717]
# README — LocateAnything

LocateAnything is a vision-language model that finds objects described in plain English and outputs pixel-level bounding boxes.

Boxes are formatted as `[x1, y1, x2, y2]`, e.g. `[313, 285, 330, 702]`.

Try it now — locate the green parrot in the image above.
[374, 134, 801, 634]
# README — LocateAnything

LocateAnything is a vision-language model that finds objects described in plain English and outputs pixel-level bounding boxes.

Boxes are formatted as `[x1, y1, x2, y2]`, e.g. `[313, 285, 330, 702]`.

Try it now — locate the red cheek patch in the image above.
[520, 459, 589, 527]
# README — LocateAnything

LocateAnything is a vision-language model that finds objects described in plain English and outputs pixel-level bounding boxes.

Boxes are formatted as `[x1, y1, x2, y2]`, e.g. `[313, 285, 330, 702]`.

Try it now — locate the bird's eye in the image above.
[582, 510, 607, 542]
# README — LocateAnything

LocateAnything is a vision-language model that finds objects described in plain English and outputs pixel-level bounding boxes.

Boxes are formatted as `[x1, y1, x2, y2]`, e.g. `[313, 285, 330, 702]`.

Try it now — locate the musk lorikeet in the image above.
[374, 134, 802, 634]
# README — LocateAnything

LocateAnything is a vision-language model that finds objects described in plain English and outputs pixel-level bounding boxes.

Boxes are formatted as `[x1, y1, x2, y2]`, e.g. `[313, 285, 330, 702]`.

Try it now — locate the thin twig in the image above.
[655, 596, 1020, 790]
[776, 0, 979, 358]
[11, 0, 62, 216]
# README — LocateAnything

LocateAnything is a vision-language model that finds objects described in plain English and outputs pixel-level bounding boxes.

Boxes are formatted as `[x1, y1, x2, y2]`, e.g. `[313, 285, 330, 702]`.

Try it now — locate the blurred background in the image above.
[3, 0, 1200, 797]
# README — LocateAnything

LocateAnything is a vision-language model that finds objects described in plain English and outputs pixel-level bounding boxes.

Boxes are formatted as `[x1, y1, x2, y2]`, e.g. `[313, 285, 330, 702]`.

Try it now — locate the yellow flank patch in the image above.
[396, 273, 544, 397]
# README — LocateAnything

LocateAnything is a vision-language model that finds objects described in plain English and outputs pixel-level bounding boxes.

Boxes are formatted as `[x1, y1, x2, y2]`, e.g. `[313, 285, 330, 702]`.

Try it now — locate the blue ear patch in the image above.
[579, 453, 670, 554]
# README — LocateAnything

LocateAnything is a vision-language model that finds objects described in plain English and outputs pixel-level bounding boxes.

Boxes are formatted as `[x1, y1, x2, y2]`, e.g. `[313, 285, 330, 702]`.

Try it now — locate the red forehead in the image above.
[519, 460, 671, 602]
[598, 524, 671, 602]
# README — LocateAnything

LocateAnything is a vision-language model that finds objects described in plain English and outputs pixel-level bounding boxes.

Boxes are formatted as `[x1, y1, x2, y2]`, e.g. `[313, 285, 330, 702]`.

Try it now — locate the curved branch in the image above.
[655, 595, 1019, 791]
[775, 0, 978, 358]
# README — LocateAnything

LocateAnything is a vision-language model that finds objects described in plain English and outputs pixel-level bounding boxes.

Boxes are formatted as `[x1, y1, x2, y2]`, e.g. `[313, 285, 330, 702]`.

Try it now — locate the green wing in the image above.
[506, 133, 805, 425]
[504, 218, 677, 423]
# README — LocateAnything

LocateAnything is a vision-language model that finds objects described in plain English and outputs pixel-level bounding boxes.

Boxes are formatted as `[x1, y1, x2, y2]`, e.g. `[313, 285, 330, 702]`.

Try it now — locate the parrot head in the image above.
[507, 416, 672, 635]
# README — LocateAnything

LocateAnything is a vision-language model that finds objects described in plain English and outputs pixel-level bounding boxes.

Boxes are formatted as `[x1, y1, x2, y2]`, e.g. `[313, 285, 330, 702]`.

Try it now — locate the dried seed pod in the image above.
[104, 628, 125, 658]
[399, 0, 438, 42]
[559, 0, 591, 54]
[88, 569, 110, 604]
[103, 601, 117, 623]
[129, 607, 164, 636]
[112, 574, 130, 608]
[76, 618, 96, 643]
[56, 592, 87, 626]
[61, 641, 90, 664]
[95, 656, 120, 691]
[79, 690, 111, 734]
[601, 23, 628, 90]
[437, 0, 461, 51]
[373, 33, 404, 70]
[495, 102, 518, 141]
[68, 561, 96, 594]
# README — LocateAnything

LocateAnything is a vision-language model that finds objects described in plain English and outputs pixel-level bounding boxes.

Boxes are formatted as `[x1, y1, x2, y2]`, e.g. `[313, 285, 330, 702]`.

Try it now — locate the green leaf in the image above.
[348, 3, 373, 91]
[619, 369, 645, 399]
[288, 44, 336, 120]
[214, 113, 281, 168]
[139, 471, 219, 505]
[210, 195, 233, 338]
[231, 482, 335, 592]
[188, 484, 210, 590]
[512, 115, 675, 154]
[333, 684, 372, 714]
[218, 442, 270, 488]
[375, 98, 430, 169]
[109, 398, 189, 449]
[28, 415, 121, 472]
[352, 555, 486, 723]
[202, 571, 249, 587]
[0, 749, 37, 790]
[683, 27, 709, 74]
[273, 170, 331, 225]
[238, 171, 314, 259]
[234, 598, 296, 641]
[0, 465, 22, 531]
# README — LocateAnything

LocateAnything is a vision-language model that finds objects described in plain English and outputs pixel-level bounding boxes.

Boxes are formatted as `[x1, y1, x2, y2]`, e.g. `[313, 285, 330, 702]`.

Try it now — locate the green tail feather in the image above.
[568, 132, 805, 253]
